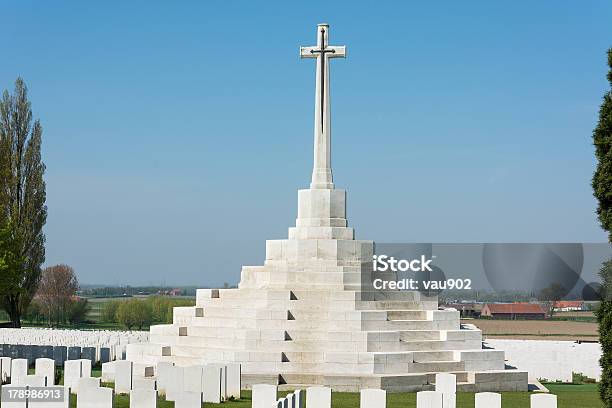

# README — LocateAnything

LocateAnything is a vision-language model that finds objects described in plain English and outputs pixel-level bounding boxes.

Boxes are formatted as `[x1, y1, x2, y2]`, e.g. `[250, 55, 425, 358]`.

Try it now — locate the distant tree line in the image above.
[80, 286, 200, 297]
[101, 296, 195, 330]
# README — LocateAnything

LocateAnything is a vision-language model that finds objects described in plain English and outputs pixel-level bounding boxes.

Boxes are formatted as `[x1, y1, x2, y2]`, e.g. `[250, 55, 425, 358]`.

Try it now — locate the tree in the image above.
[36, 264, 79, 326]
[538, 283, 566, 318]
[593, 48, 612, 407]
[101, 300, 120, 323]
[0, 78, 47, 328]
[66, 298, 90, 325]
[116, 299, 152, 330]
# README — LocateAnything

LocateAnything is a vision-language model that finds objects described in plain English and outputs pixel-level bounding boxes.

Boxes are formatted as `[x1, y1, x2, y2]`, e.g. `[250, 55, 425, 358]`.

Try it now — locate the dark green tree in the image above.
[593, 48, 612, 406]
[0, 78, 47, 328]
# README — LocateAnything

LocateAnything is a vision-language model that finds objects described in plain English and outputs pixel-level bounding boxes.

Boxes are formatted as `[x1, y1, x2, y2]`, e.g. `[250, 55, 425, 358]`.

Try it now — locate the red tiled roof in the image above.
[485, 303, 546, 315]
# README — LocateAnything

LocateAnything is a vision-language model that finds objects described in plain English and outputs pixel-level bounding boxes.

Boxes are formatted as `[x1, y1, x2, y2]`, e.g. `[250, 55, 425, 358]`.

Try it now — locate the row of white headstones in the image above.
[253, 374, 559, 408]
[0, 328, 148, 348]
[0, 357, 239, 407]
[0, 358, 560, 408]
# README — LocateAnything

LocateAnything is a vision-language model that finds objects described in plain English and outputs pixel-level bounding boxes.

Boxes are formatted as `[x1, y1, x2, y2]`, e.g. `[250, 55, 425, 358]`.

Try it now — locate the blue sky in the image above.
[1, 1, 611, 286]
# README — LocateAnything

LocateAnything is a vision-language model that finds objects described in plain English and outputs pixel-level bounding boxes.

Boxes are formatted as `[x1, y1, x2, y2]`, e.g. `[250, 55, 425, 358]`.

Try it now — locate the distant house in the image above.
[169, 288, 182, 297]
[443, 303, 482, 318]
[481, 303, 547, 320]
[553, 301, 584, 312]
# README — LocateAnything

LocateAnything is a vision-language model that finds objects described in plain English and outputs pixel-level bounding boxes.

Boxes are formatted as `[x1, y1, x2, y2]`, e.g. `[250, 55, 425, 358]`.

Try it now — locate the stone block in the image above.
[115, 360, 133, 394]
[252, 384, 277, 408]
[53, 346, 67, 367]
[475, 392, 501, 408]
[360, 389, 385, 408]
[417, 391, 443, 408]
[76, 386, 114, 408]
[35, 358, 55, 385]
[531, 394, 557, 408]
[306, 386, 331, 408]
[130, 389, 157, 408]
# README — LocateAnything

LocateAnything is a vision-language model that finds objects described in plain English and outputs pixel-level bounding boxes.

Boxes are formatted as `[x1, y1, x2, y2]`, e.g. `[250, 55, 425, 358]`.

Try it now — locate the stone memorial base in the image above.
[127, 186, 528, 392]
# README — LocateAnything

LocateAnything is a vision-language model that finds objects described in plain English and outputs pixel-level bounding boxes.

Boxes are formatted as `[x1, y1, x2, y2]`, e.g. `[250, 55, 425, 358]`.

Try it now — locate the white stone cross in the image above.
[300, 23, 346, 190]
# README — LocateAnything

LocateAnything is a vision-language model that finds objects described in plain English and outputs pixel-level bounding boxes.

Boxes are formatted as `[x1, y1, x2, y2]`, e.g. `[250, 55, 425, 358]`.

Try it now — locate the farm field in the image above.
[465, 318, 599, 341]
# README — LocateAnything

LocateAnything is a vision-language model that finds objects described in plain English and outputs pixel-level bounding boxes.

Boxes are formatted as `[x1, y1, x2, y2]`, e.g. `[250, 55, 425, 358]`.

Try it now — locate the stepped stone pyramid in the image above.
[127, 23, 528, 392]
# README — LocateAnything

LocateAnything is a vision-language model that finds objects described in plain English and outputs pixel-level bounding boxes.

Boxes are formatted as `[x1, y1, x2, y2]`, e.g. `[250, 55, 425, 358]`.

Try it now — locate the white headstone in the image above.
[28, 386, 70, 408]
[35, 358, 55, 386]
[101, 361, 116, 382]
[77, 376, 101, 394]
[77, 386, 114, 408]
[182, 365, 203, 393]
[10, 359, 27, 380]
[202, 364, 222, 403]
[475, 392, 501, 408]
[226, 362, 241, 399]
[64, 359, 82, 393]
[435, 373, 456, 408]
[252, 384, 277, 408]
[132, 377, 156, 390]
[174, 391, 201, 408]
[1, 356, 12, 383]
[78, 359, 92, 378]
[115, 360, 133, 394]
[360, 389, 386, 408]
[164, 366, 184, 401]
[293, 389, 303, 408]
[531, 394, 558, 408]
[13, 375, 46, 387]
[417, 391, 443, 408]
[286, 393, 295, 408]
[306, 386, 331, 408]
[154, 362, 174, 396]
[130, 388, 157, 408]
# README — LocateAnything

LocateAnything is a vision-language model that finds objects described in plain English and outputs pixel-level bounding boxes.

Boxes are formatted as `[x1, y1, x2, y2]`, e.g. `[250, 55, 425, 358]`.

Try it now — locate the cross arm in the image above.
[300, 46, 319, 59]
[326, 46, 347, 58]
